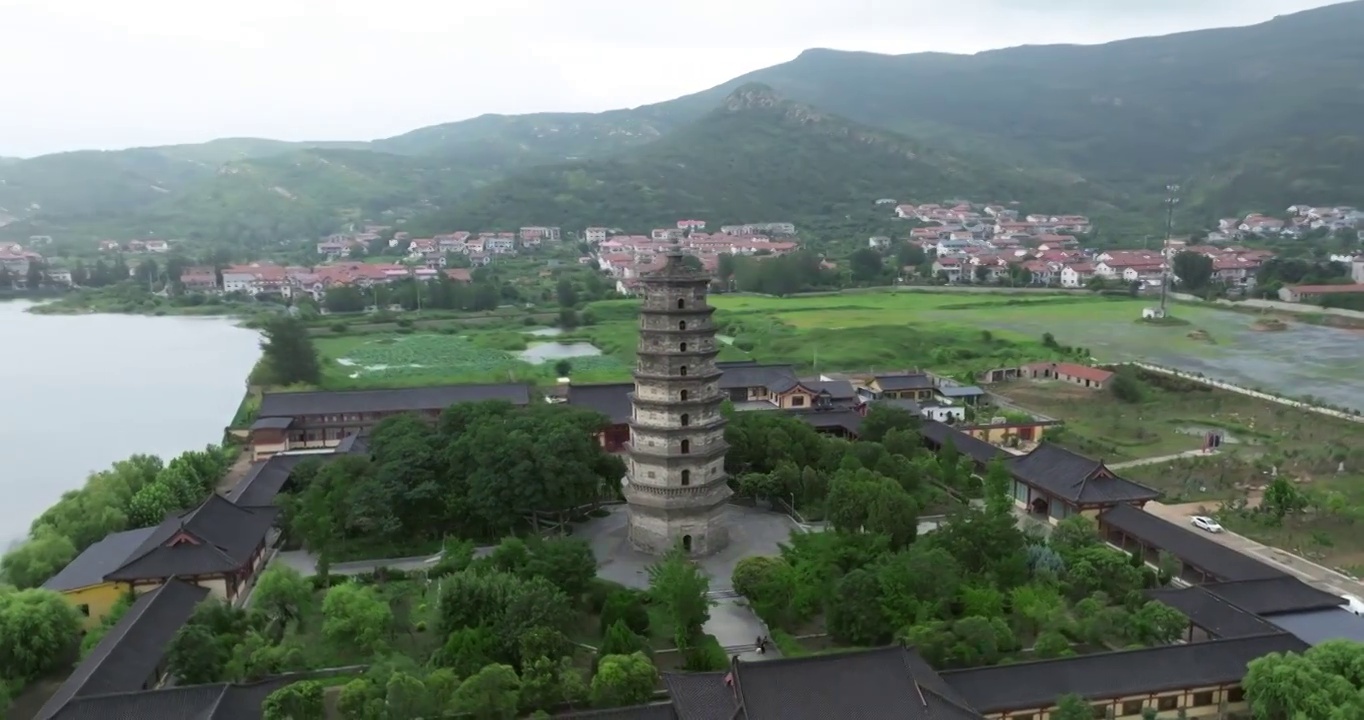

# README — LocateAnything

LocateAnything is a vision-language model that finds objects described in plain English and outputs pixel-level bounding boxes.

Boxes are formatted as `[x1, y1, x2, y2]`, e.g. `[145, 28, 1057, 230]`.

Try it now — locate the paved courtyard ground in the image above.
[576, 504, 801, 591]
[576, 504, 802, 658]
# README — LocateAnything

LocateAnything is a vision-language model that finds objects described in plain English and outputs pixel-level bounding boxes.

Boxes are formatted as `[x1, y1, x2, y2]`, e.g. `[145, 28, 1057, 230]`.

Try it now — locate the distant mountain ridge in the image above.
[423, 84, 1102, 234]
[3, 0, 1363, 241]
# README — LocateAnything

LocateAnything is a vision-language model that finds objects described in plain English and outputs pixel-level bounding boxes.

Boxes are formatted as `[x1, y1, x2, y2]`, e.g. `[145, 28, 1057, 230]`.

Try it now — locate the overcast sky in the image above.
[0, 0, 1344, 157]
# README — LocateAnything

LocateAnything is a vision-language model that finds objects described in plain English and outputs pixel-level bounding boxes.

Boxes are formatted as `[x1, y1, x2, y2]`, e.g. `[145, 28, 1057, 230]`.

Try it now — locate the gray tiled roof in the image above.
[731, 646, 982, 720]
[664, 671, 735, 720]
[48, 676, 308, 720]
[1099, 504, 1284, 582]
[716, 364, 796, 391]
[105, 495, 277, 581]
[226, 454, 304, 507]
[41, 527, 156, 592]
[919, 420, 1008, 466]
[258, 383, 532, 418]
[873, 373, 935, 391]
[940, 633, 1308, 713]
[1203, 576, 1347, 616]
[1145, 586, 1281, 638]
[557, 703, 678, 719]
[566, 382, 634, 424]
[36, 579, 209, 720]
[1268, 608, 1364, 646]
[1006, 442, 1161, 505]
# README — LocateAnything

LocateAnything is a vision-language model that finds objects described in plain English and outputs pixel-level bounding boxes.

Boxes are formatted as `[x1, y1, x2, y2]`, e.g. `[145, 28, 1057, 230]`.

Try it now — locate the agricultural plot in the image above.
[314, 332, 628, 388]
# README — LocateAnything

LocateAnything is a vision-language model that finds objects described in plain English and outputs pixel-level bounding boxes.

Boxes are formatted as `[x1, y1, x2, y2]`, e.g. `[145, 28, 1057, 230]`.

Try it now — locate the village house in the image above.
[933, 256, 966, 282]
[178, 267, 219, 293]
[1020, 362, 1114, 390]
[519, 226, 561, 243]
[1278, 283, 1364, 303]
[1060, 263, 1097, 288]
[221, 263, 291, 297]
[676, 219, 707, 231]
[584, 227, 609, 243]
[858, 372, 937, 402]
[97, 240, 121, 252]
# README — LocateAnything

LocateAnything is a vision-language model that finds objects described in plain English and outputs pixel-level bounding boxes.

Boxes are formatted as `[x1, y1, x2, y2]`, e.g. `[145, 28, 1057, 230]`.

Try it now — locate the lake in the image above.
[0, 302, 262, 545]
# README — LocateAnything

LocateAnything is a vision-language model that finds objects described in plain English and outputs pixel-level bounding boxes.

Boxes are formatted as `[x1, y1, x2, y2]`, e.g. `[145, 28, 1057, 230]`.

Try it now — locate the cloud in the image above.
[0, 0, 1343, 156]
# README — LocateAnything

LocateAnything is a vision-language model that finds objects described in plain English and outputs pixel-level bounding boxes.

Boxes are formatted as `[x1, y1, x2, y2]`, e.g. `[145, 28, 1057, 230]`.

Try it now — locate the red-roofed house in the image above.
[1021, 362, 1114, 390]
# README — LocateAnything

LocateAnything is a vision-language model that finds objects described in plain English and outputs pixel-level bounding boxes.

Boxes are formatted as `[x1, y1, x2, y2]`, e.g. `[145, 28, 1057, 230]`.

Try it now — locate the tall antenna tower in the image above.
[1160, 184, 1180, 315]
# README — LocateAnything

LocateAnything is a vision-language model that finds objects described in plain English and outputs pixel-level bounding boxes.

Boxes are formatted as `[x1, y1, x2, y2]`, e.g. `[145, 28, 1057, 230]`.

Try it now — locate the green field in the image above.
[314, 329, 631, 388]
[309, 291, 1362, 398]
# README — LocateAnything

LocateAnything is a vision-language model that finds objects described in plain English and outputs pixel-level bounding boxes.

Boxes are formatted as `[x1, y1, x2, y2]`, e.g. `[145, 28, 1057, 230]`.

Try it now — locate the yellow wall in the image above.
[63, 582, 135, 629]
[969, 425, 1050, 444]
[992, 686, 1245, 719]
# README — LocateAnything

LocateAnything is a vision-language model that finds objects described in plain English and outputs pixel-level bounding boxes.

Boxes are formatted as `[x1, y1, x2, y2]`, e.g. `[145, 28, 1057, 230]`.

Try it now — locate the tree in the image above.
[1, 527, 77, 589]
[827, 568, 889, 646]
[522, 538, 597, 599]
[1244, 640, 1364, 719]
[1049, 515, 1101, 558]
[590, 652, 656, 709]
[556, 279, 578, 308]
[1262, 476, 1308, 522]
[0, 588, 83, 680]
[251, 565, 313, 638]
[983, 458, 1013, 517]
[858, 404, 919, 444]
[322, 583, 393, 657]
[262, 680, 325, 720]
[167, 622, 232, 684]
[647, 547, 713, 649]
[600, 590, 650, 637]
[1172, 251, 1214, 291]
[384, 671, 433, 720]
[1108, 368, 1146, 404]
[450, 663, 521, 720]
[848, 248, 885, 282]
[554, 359, 572, 378]
[520, 655, 587, 714]
[1053, 693, 1094, 720]
[1033, 630, 1073, 659]
[260, 315, 322, 386]
[1125, 602, 1188, 646]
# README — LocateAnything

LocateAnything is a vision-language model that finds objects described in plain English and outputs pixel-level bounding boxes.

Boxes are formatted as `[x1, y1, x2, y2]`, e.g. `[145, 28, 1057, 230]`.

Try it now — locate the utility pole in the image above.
[1160, 183, 1180, 316]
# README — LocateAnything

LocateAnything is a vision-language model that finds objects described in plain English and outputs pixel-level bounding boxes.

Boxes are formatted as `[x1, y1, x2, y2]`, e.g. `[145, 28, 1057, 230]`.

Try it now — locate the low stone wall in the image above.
[1116, 361, 1363, 423]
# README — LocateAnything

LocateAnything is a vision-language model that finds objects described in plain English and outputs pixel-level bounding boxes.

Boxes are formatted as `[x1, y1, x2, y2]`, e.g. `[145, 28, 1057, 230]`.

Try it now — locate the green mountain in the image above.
[429, 84, 1107, 232]
[6, 148, 483, 250]
[4, 1, 1363, 242]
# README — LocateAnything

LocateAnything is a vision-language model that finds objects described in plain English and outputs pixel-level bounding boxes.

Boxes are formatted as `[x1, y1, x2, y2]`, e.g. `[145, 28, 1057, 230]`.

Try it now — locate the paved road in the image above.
[1144, 501, 1364, 600]
[1109, 449, 1218, 470]
[272, 546, 494, 577]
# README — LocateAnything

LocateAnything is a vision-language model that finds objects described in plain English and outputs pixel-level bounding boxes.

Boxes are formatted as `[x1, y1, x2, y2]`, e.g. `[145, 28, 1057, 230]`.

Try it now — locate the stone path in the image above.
[1109, 449, 1218, 469]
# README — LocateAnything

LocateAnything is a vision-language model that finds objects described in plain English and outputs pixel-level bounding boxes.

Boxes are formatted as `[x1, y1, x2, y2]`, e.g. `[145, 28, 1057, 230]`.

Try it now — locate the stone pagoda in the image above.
[623, 247, 732, 556]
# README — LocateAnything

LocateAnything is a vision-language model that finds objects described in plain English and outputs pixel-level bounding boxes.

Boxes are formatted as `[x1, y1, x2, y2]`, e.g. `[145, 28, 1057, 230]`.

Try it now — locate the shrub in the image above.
[600, 590, 650, 637]
[396, 318, 414, 328]
[330, 322, 348, 333]
[683, 633, 729, 672]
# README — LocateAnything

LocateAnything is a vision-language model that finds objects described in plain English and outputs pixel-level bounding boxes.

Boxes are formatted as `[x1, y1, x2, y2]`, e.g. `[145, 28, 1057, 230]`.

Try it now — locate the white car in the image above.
[1190, 516, 1224, 533]
[1342, 594, 1364, 616]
